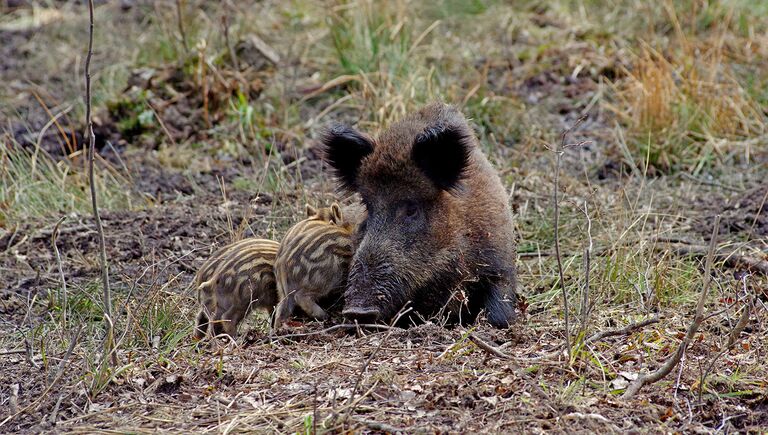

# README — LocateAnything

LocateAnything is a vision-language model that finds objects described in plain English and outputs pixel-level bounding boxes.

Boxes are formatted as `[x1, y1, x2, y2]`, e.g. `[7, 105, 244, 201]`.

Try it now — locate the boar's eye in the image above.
[398, 201, 424, 229]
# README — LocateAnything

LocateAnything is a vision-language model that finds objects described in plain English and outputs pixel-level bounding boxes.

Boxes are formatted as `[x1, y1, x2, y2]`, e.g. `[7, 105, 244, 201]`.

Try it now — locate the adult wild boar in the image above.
[322, 102, 517, 328]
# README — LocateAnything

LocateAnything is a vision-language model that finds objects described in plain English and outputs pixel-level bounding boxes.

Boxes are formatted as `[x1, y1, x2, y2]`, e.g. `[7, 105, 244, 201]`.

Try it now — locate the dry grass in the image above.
[602, 1, 768, 172]
[1, 0, 767, 432]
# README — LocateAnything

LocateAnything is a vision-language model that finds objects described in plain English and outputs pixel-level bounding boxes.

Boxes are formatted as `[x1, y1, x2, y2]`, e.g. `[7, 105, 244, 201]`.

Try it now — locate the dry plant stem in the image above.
[579, 200, 593, 337]
[175, 0, 189, 54]
[584, 316, 660, 345]
[580, 247, 590, 330]
[222, 13, 239, 70]
[726, 296, 753, 348]
[698, 295, 754, 404]
[86, 0, 116, 367]
[51, 216, 67, 329]
[622, 215, 721, 400]
[9, 384, 19, 414]
[553, 139, 570, 360]
[198, 43, 211, 129]
[552, 115, 588, 360]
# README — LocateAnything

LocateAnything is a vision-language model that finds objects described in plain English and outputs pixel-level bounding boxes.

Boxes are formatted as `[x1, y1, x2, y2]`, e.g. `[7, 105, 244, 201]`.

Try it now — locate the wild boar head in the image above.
[322, 103, 478, 324]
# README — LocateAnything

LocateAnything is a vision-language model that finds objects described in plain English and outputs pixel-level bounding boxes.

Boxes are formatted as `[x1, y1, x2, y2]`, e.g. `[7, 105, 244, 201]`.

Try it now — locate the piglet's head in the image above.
[322, 103, 476, 324]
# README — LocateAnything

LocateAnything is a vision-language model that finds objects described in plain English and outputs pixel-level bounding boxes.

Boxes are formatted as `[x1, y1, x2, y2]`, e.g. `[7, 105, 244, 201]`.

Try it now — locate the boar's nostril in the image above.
[342, 307, 380, 324]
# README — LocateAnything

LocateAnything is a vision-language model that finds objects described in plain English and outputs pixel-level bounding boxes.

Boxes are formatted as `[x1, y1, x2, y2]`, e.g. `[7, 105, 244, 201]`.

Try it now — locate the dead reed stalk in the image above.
[85, 0, 116, 367]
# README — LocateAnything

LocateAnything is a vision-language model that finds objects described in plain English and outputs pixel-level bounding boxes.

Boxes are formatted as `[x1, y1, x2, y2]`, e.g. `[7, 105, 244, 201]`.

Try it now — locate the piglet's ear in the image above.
[330, 203, 343, 224]
[306, 204, 318, 217]
[322, 124, 375, 192]
[412, 124, 472, 193]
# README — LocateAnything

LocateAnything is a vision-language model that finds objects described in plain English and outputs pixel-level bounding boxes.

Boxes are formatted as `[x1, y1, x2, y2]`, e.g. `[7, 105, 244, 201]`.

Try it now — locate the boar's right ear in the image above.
[322, 124, 374, 191]
[412, 123, 472, 193]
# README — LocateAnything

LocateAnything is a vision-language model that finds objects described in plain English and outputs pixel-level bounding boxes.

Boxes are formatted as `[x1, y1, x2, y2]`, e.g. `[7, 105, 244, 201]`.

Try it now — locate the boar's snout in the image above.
[342, 306, 381, 324]
[343, 242, 405, 323]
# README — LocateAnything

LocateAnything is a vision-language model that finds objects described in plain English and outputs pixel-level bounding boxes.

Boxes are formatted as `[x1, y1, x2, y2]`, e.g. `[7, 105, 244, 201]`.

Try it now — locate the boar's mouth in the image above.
[342, 258, 409, 324]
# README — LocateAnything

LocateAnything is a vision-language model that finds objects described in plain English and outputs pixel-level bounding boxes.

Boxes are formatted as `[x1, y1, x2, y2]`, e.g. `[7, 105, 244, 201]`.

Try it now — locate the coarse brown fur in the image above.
[273, 203, 355, 327]
[322, 102, 517, 328]
[193, 238, 280, 339]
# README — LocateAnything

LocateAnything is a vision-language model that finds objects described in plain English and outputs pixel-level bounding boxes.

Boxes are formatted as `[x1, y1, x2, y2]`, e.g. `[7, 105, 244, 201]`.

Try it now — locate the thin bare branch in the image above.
[469, 333, 510, 359]
[85, 0, 116, 367]
[665, 243, 768, 276]
[552, 114, 589, 361]
[698, 289, 755, 404]
[584, 316, 660, 345]
[579, 200, 594, 337]
[622, 215, 721, 400]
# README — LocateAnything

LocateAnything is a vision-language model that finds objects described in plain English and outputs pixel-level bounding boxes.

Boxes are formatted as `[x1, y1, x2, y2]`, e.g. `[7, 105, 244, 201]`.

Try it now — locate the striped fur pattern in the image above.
[273, 203, 354, 326]
[194, 238, 280, 339]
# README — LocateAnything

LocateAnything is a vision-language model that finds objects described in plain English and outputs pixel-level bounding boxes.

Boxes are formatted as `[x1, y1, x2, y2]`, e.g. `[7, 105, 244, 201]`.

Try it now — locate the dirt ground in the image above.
[1, 1, 767, 433]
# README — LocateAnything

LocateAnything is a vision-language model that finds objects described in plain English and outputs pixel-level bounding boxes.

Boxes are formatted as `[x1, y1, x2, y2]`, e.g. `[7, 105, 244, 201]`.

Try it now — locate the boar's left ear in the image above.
[322, 124, 375, 191]
[412, 124, 472, 193]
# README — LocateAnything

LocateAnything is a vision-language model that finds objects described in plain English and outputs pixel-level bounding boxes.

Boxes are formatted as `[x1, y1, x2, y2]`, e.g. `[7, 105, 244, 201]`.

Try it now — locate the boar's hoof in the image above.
[342, 307, 380, 324]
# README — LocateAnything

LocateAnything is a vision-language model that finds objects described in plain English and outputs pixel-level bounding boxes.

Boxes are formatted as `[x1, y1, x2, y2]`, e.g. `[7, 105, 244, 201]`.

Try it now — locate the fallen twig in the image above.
[666, 243, 768, 276]
[622, 216, 721, 400]
[354, 417, 410, 434]
[255, 323, 397, 344]
[584, 316, 660, 345]
[9, 384, 19, 414]
[469, 333, 510, 359]
[698, 279, 755, 404]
